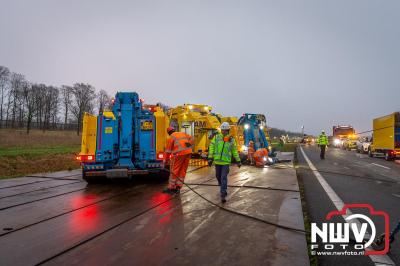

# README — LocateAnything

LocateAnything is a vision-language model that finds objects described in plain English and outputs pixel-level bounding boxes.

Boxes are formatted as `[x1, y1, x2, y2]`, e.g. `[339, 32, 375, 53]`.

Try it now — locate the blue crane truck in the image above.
[77, 92, 169, 183]
[237, 113, 271, 160]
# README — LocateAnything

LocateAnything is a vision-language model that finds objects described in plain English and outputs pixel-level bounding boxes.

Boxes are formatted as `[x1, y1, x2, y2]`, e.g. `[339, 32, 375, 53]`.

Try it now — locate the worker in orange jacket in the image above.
[163, 127, 193, 194]
[247, 141, 255, 165]
[253, 148, 269, 167]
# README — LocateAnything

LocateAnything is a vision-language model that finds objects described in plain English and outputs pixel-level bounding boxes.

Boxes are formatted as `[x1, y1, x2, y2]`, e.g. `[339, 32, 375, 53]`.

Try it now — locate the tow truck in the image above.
[332, 125, 355, 148]
[168, 104, 220, 158]
[77, 92, 169, 182]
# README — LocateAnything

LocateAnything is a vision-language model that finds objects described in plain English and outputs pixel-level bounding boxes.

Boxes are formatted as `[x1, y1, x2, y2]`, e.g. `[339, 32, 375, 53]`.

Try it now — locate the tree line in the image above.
[269, 127, 303, 139]
[0, 65, 112, 135]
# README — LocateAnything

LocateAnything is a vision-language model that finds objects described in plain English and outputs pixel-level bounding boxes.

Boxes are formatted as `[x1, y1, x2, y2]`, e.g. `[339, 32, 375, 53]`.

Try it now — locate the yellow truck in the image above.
[168, 104, 221, 157]
[369, 112, 400, 161]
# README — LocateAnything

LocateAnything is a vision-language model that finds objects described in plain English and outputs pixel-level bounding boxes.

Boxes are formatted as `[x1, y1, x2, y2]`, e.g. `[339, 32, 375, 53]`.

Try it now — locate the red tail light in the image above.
[76, 155, 95, 162]
[157, 153, 164, 160]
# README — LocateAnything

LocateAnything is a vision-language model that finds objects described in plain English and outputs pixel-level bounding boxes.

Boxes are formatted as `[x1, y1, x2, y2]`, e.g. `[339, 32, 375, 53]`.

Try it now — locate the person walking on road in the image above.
[247, 140, 255, 165]
[163, 127, 193, 194]
[208, 122, 241, 203]
[317, 130, 328, 159]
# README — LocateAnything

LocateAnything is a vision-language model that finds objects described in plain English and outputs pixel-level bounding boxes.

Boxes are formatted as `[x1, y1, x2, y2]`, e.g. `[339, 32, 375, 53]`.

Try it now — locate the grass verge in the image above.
[272, 143, 298, 152]
[0, 129, 81, 179]
[0, 146, 80, 157]
[0, 153, 81, 179]
[294, 146, 318, 266]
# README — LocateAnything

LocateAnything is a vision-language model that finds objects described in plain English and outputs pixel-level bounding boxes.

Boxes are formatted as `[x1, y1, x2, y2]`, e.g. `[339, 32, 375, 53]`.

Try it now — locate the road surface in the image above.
[298, 144, 400, 266]
[0, 155, 308, 266]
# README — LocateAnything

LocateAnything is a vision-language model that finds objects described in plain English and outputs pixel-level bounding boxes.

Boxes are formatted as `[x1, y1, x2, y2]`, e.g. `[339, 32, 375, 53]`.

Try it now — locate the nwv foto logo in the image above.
[311, 204, 390, 256]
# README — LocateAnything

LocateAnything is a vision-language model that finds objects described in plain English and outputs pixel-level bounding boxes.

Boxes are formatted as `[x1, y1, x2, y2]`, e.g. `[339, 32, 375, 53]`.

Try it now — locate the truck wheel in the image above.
[384, 153, 393, 161]
[368, 148, 373, 158]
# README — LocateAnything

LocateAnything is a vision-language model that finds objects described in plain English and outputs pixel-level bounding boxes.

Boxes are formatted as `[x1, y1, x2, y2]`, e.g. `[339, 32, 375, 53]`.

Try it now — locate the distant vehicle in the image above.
[301, 135, 314, 145]
[356, 137, 372, 154]
[332, 125, 355, 147]
[369, 112, 400, 161]
[342, 136, 358, 150]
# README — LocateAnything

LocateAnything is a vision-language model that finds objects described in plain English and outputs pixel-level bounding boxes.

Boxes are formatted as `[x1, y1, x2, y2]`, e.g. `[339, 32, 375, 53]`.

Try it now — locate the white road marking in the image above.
[392, 194, 400, 198]
[371, 163, 391, 170]
[300, 146, 395, 266]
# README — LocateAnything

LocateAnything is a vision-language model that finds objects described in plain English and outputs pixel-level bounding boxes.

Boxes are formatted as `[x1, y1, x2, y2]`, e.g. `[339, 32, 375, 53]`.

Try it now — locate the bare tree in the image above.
[8, 73, 25, 127]
[0, 66, 10, 122]
[33, 84, 46, 128]
[61, 85, 72, 126]
[42, 86, 59, 130]
[23, 82, 35, 134]
[70, 83, 95, 135]
[97, 89, 110, 115]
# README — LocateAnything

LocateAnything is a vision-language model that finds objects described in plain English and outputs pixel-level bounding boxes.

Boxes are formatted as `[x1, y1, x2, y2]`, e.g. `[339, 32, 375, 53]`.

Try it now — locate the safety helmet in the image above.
[220, 122, 230, 130]
[321, 130, 325, 133]
[167, 127, 175, 134]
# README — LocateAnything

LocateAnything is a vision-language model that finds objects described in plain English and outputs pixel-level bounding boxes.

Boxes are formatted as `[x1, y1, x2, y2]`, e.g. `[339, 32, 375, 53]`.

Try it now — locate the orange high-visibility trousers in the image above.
[168, 153, 191, 189]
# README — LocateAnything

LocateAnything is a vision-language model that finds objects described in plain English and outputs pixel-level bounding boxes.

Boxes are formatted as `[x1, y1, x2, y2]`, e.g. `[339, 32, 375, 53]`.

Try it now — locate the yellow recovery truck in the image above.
[79, 105, 170, 165]
[369, 112, 400, 161]
[168, 104, 221, 158]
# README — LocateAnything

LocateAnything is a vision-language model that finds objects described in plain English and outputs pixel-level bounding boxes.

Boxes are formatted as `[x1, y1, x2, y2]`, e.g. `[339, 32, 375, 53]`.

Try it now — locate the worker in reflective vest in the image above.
[317, 130, 328, 159]
[247, 141, 255, 165]
[253, 148, 269, 167]
[163, 127, 193, 194]
[208, 122, 241, 203]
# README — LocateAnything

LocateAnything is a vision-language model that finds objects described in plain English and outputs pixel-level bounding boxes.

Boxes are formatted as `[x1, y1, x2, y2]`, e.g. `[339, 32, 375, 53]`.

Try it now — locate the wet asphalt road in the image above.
[0, 160, 307, 266]
[297, 144, 400, 266]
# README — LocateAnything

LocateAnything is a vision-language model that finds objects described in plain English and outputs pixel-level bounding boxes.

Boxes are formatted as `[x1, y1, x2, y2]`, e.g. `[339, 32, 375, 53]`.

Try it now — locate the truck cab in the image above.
[332, 125, 355, 148]
[168, 104, 220, 158]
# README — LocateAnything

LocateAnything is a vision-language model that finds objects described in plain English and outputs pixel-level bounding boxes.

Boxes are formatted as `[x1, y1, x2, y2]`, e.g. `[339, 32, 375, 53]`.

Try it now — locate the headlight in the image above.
[244, 124, 249, 130]
[263, 157, 267, 161]
[241, 145, 248, 151]
[267, 157, 273, 163]
[260, 125, 264, 130]
[334, 139, 341, 145]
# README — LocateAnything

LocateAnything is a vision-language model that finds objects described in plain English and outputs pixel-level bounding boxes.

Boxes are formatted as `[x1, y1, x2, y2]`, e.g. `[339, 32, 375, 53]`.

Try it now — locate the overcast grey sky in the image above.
[1, 0, 399, 134]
